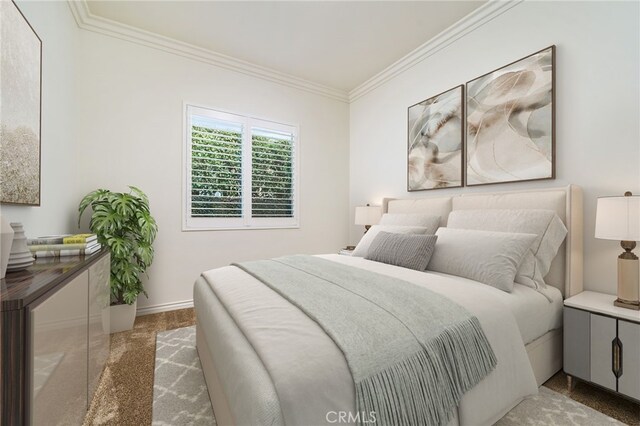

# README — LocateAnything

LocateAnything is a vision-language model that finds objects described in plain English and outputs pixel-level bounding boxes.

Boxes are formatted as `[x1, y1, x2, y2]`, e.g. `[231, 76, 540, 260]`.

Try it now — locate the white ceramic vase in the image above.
[7, 222, 34, 272]
[108, 299, 137, 333]
[0, 216, 14, 279]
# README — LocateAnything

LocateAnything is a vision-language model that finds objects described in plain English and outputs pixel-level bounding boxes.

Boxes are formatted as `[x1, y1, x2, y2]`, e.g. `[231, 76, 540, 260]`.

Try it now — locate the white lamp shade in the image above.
[595, 195, 640, 241]
[355, 205, 381, 226]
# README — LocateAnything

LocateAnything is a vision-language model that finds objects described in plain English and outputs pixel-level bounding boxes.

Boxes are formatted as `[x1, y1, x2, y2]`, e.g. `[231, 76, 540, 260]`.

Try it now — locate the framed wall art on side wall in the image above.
[466, 46, 555, 186]
[407, 85, 464, 191]
[0, 1, 42, 205]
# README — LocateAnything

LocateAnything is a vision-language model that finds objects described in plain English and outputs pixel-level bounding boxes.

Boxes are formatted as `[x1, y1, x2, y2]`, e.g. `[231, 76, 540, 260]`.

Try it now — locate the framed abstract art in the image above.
[466, 46, 555, 186]
[407, 85, 463, 191]
[0, 1, 42, 205]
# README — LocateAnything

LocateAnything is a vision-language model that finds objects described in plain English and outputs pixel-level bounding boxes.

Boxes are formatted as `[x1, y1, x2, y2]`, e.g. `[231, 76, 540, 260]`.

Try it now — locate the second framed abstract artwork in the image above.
[407, 85, 464, 191]
[466, 46, 555, 186]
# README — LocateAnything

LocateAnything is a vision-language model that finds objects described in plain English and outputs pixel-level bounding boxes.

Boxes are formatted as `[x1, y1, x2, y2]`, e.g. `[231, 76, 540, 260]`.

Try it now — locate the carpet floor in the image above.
[84, 308, 640, 425]
[83, 308, 195, 425]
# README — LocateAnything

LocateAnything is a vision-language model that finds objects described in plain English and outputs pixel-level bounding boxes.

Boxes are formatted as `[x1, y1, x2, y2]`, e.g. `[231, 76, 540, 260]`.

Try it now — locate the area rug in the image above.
[496, 387, 624, 425]
[152, 326, 215, 425]
[153, 326, 629, 426]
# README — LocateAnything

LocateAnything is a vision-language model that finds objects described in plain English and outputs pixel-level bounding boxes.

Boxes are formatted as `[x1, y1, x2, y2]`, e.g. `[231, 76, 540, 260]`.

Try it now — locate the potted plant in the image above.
[78, 186, 158, 333]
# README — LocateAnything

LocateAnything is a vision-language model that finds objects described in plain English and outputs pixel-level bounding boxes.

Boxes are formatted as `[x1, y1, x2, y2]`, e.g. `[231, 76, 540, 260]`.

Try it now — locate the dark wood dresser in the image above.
[1, 250, 110, 425]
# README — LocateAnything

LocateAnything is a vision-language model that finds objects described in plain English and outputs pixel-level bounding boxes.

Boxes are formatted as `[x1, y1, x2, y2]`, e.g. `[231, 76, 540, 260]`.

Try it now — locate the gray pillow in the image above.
[352, 225, 431, 257]
[365, 231, 438, 271]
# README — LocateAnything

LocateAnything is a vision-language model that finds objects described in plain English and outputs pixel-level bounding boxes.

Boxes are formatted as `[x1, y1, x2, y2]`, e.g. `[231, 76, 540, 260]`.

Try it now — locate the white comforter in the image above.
[200, 254, 538, 425]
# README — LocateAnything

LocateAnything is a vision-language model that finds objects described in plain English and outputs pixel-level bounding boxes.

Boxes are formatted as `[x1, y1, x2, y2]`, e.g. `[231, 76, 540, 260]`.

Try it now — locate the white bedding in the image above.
[426, 271, 563, 344]
[502, 282, 563, 344]
[198, 254, 539, 426]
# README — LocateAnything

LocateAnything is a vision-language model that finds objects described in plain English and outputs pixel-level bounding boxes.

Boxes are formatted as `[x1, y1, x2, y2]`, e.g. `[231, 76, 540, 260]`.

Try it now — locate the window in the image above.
[184, 105, 298, 230]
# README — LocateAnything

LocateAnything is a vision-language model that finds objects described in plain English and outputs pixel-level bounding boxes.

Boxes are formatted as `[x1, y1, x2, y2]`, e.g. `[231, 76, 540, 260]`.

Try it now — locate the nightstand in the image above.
[564, 291, 640, 402]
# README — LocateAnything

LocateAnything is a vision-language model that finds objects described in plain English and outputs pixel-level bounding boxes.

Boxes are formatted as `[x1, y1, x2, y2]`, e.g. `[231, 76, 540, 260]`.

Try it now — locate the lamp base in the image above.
[614, 298, 640, 310]
[616, 254, 639, 310]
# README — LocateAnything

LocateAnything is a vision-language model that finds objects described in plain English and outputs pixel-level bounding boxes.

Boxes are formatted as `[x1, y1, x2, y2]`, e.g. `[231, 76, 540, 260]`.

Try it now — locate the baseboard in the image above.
[136, 299, 194, 316]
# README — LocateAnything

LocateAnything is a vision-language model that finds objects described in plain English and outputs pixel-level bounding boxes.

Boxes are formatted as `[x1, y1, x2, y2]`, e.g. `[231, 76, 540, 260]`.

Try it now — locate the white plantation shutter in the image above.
[184, 105, 298, 230]
[251, 127, 295, 219]
[190, 117, 243, 218]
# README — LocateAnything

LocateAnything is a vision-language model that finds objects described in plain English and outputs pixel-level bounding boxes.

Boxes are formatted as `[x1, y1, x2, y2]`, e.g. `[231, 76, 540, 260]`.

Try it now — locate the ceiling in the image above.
[86, 1, 485, 92]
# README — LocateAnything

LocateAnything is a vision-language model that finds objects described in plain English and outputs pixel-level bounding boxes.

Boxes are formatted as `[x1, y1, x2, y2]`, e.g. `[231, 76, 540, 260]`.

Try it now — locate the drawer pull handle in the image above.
[612, 337, 623, 379]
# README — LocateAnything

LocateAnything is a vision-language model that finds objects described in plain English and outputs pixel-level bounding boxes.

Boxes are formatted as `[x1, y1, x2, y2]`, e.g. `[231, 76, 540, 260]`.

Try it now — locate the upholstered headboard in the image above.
[383, 185, 584, 298]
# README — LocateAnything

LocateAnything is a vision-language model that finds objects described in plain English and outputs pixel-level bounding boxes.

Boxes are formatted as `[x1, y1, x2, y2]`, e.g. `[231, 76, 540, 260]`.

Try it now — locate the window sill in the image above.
[181, 225, 300, 232]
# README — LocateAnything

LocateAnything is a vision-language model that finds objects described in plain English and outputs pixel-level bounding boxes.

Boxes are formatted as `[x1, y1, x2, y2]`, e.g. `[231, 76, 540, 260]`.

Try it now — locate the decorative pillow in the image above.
[446, 209, 567, 291]
[365, 232, 438, 271]
[352, 225, 430, 257]
[427, 228, 537, 293]
[379, 213, 440, 231]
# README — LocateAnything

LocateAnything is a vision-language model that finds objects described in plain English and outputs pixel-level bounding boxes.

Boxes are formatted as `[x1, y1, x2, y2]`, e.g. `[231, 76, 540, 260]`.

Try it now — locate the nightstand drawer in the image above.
[618, 320, 640, 400]
[590, 314, 616, 391]
[564, 307, 590, 379]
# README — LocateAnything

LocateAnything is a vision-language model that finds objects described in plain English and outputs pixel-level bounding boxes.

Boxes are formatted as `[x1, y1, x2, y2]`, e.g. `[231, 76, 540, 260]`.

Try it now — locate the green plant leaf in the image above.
[110, 193, 138, 218]
[128, 185, 149, 205]
[123, 291, 138, 305]
[136, 243, 154, 268]
[107, 236, 132, 259]
[78, 189, 110, 227]
[136, 212, 158, 243]
[90, 204, 121, 235]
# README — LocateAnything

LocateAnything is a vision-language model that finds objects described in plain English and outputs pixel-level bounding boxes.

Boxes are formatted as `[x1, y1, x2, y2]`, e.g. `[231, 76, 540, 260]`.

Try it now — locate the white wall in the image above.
[349, 1, 640, 295]
[75, 30, 350, 311]
[1, 1, 81, 236]
[5, 0, 637, 309]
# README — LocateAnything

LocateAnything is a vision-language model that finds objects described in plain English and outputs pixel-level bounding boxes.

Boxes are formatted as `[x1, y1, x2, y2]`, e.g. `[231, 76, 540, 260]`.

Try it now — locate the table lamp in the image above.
[595, 191, 640, 310]
[355, 204, 381, 234]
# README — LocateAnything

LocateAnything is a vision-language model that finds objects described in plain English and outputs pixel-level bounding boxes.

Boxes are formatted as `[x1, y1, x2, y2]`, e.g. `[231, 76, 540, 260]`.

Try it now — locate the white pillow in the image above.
[379, 213, 440, 231]
[352, 225, 431, 257]
[446, 209, 567, 291]
[427, 228, 537, 293]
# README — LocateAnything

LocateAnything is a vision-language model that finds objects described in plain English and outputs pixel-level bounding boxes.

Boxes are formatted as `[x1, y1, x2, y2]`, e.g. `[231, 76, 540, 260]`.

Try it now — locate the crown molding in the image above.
[68, 0, 523, 105]
[348, 0, 524, 103]
[67, 0, 350, 103]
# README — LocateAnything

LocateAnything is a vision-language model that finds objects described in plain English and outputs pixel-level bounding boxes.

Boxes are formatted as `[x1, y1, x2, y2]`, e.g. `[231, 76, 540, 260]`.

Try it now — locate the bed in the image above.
[194, 185, 583, 425]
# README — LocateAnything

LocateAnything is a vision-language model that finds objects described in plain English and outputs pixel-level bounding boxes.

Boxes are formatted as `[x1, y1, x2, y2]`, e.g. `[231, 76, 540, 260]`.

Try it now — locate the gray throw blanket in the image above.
[234, 255, 497, 426]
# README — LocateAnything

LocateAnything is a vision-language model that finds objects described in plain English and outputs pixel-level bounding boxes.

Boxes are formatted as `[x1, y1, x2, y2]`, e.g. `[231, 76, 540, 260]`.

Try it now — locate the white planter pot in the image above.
[108, 300, 137, 333]
[0, 216, 14, 279]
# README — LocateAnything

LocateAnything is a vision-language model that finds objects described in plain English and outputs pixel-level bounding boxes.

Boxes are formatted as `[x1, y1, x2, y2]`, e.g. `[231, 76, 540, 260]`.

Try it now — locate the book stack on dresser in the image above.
[27, 233, 102, 258]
